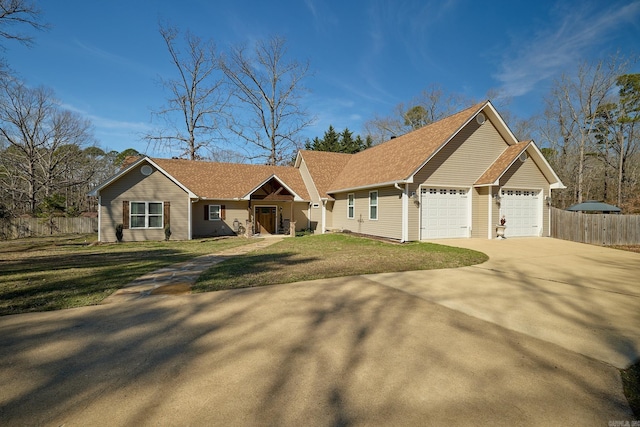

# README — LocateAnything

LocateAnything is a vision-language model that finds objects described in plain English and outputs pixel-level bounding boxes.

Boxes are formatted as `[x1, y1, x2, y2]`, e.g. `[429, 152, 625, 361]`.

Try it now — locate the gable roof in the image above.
[474, 141, 530, 186]
[327, 102, 487, 192]
[90, 157, 311, 201]
[296, 150, 352, 200]
[151, 158, 310, 200]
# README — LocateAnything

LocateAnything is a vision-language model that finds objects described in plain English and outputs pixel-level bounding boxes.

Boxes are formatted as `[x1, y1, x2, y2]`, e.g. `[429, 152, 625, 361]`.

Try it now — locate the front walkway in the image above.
[102, 236, 284, 304]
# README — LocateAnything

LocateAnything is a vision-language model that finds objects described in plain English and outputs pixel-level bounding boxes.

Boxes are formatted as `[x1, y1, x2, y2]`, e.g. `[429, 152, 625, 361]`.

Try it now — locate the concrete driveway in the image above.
[0, 238, 637, 425]
[368, 237, 640, 369]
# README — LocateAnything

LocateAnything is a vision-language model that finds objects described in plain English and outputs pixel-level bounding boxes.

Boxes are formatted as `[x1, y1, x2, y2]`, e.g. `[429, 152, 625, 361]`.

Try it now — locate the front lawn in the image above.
[194, 233, 488, 292]
[0, 234, 257, 316]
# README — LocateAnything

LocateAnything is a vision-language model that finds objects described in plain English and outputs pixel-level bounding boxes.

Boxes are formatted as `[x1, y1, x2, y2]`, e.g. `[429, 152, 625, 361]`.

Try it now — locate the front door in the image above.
[255, 206, 276, 234]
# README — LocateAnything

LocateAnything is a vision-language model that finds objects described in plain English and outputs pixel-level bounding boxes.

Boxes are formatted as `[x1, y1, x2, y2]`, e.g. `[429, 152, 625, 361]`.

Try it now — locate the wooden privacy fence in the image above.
[0, 217, 98, 240]
[551, 207, 640, 245]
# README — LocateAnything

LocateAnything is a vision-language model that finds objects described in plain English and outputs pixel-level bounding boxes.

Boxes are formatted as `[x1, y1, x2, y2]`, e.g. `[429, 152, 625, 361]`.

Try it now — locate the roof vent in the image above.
[476, 113, 486, 125]
[519, 152, 528, 162]
[141, 165, 153, 176]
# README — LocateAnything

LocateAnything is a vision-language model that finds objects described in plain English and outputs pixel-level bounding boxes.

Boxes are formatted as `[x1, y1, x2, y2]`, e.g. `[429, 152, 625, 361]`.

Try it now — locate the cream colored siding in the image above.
[292, 204, 310, 231]
[192, 201, 248, 237]
[411, 119, 506, 240]
[297, 160, 322, 232]
[491, 188, 501, 235]
[472, 187, 490, 238]
[100, 165, 189, 242]
[501, 159, 551, 236]
[192, 200, 310, 236]
[332, 186, 402, 240]
[407, 184, 421, 241]
[413, 119, 507, 187]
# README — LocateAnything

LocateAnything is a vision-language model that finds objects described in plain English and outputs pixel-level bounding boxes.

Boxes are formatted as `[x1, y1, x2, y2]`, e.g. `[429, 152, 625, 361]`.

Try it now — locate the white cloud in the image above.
[495, 1, 640, 97]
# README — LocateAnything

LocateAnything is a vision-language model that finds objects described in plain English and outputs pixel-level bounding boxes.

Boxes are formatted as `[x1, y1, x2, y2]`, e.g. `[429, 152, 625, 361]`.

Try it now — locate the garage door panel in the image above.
[421, 188, 469, 239]
[500, 189, 540, 237]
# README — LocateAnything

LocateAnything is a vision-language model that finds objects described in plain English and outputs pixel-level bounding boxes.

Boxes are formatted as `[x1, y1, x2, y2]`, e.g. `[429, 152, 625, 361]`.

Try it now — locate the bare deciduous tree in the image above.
[0, 0, 47, 48]
[221, 35, 313, 165]
[146, 24, 229, 160]
[542, 56, 630, 205]
[363, 84, 471, 144]
[0, 78, 94, 214]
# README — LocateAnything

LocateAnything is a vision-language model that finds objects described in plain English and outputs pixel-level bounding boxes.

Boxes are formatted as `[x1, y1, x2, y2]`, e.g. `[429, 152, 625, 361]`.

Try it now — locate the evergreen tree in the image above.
[305, 125, 371, 154]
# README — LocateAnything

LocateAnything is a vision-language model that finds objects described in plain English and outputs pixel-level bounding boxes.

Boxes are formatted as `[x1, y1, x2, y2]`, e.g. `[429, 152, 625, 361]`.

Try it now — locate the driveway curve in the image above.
[368, 237, 640, 369]
[0, 237, 637, 425]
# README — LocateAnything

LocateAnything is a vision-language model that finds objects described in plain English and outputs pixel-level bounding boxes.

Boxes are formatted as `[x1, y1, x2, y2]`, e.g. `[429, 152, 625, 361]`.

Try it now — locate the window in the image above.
[347, 193, 354, 219]
[369, 191, 378, 220]
[209, 205, 221, 221]
[130, 202, 163, 229]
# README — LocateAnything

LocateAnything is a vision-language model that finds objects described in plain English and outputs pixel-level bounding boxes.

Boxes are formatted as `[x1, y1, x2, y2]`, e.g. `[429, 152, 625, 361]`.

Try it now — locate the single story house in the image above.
[89, 100, 564, 242]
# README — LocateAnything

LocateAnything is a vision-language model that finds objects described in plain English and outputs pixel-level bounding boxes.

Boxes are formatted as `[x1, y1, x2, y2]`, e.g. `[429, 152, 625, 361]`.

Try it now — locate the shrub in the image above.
[115, 223, 123, 242]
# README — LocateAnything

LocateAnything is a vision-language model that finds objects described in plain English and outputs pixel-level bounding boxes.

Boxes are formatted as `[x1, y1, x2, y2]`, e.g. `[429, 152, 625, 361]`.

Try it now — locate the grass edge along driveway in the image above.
[0, 234, 259, 316]
[194, 233, 488, 292]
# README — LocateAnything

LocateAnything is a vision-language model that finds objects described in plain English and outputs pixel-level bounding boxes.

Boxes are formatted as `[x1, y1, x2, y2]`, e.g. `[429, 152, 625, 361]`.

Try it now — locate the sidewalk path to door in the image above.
[102, 236, 284, 304]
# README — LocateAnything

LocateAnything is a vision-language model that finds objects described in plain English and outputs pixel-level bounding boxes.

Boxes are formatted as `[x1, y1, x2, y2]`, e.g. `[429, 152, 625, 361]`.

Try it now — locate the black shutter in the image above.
[204, 204, 209, 221]
[221, 204, 226, 220]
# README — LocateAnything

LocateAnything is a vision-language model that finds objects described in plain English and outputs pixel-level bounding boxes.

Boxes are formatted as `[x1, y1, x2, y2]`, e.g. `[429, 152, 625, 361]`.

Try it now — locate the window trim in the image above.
[130, 201, 163, 229]
[369, 190, 378, 220]
[208, 204, 222, 221]
[347, 193, 355, 219]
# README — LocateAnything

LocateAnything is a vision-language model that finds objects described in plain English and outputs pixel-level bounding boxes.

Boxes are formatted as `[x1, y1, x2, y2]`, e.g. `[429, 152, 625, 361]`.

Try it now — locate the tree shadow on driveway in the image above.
[0, 274, 633, 425]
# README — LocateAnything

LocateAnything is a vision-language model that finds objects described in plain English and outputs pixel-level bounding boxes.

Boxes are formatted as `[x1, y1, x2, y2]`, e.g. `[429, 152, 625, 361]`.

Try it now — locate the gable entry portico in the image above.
[248, 176, 297, 235]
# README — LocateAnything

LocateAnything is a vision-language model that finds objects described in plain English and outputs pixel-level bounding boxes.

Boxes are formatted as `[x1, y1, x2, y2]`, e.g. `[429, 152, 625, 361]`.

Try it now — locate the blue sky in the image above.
[4, 0, 640, 158]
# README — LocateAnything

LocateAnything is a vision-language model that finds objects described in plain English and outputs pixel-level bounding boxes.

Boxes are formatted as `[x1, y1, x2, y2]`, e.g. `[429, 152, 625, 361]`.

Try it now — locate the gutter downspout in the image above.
[394, 183, 408, 242]
[488, 187, 493, 239]
[97, 195, 101, 242]
[189, 197, 200, 240]
[320, 198, 328, 234]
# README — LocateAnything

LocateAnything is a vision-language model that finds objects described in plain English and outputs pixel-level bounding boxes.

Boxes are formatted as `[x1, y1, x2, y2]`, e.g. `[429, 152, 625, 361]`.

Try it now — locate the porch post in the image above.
[290, 202, 294, 236]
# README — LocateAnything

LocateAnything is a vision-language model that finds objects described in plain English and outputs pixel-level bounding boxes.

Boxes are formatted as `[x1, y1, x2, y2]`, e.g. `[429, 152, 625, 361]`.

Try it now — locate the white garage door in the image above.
[421, 188, 469, 239]
[500, 189, 540, 237]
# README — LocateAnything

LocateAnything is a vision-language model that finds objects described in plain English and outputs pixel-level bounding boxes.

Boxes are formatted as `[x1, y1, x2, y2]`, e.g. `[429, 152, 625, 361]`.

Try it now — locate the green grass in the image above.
[194, 233, 488, 292]
[0, 234, 258, 316]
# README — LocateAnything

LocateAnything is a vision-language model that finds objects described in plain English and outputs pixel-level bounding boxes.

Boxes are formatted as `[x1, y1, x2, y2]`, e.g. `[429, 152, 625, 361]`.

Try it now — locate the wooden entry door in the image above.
[256, 207, 276, 234]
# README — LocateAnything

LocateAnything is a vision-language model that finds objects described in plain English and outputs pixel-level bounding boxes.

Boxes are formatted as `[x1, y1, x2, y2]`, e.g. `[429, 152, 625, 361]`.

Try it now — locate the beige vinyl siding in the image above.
[331, 186, 402, 240]
[297, 160, 322, 232]
[298, 160, 320, 201]
[410, 119, 506, 241]
[192, 200, 248, 237]
[100, 165, 189, 242]
[292, 203, 311, 231]
[501, 159, 551, 236]
[192, 200, 310, 236]
[491, 187, 501, 235]
[413, 119, 507, 187]
[472, 187, 490, 238]
[407, 184, 421, 241]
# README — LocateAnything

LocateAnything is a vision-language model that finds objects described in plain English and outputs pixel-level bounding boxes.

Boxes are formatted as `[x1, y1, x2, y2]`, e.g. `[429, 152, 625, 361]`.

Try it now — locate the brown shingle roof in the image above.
[298, 150, 353, 199]
[474, 141, 530, 186]
[151, 158, 311, 200]
[327, 102, 487, 191]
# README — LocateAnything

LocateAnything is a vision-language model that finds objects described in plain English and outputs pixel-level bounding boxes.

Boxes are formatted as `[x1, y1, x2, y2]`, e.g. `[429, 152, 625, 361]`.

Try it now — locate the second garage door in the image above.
[421, 188, 469, 239]
[500, 189, 540, 237]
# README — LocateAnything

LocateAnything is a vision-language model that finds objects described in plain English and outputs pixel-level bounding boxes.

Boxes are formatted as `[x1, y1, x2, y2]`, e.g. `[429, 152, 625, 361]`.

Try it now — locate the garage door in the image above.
[500, 189, 540, 237]
[421, 188, 469, 239]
